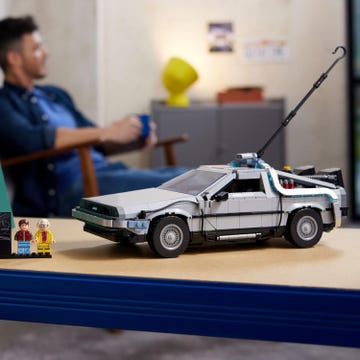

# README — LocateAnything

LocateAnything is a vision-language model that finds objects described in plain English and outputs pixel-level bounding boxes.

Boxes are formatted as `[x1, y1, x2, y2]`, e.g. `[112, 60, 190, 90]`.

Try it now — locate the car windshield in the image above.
[159, 169, 226, 195]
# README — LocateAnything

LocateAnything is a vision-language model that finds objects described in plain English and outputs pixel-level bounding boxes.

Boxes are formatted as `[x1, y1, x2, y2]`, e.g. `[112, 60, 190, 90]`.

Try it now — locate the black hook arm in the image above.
[257, 46, 347, 159]
[313, 46, 347, 88]
[328, 46, 347, 72]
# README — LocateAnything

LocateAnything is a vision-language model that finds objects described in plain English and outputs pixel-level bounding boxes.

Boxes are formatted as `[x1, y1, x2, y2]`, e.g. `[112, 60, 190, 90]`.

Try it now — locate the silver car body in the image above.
[72, 155, 347, 251]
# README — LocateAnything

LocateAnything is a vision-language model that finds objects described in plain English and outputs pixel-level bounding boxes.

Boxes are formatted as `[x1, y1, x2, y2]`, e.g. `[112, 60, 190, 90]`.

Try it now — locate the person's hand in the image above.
[102, 116, 142, 144]
[143, 121, 158, 151]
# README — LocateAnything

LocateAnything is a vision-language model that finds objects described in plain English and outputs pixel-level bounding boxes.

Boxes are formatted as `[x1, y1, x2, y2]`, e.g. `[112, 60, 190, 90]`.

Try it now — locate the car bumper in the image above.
[72, 207, 150, 235]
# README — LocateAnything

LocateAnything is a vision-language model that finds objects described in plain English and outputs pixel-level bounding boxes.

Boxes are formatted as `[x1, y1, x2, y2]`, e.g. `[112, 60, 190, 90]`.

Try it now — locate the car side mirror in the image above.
[212, 191, 229, 202]
[202, 192, 209, 201]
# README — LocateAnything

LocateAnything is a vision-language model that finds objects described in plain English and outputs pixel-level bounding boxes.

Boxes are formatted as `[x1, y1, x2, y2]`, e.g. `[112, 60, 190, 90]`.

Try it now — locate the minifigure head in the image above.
[37, 218, 50, 231]
[18, 218, 29, 231]
[0, 15, 47, 79]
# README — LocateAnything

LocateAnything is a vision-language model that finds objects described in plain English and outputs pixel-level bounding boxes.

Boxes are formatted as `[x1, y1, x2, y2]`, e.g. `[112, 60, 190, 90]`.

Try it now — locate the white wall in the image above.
[99, 0, 347, 175]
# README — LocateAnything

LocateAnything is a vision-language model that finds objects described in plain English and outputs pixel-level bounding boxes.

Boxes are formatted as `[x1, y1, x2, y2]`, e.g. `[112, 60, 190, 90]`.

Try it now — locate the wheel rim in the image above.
[296, 215, 318, 241]
[159, 224, 183, 250]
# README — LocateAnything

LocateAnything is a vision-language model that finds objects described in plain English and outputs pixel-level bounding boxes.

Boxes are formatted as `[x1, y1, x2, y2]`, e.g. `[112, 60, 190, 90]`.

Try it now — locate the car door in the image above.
[237, 173, 277, 229]
[201, 173, 247, 232]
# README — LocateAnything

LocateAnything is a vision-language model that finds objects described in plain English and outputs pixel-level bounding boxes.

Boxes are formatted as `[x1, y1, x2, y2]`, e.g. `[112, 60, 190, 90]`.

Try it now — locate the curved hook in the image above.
[332, 45, 347, 59]
[325, 45, 347, 75]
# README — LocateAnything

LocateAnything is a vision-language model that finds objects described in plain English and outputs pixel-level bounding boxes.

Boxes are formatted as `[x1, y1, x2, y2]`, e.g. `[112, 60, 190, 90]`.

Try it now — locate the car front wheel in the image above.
[148, 216, 190, 258]
[285, 208, 323, 248]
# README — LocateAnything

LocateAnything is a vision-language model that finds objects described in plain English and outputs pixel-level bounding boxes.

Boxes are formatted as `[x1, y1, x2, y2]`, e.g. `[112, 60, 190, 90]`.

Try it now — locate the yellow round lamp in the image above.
[162, 57, 199, 106]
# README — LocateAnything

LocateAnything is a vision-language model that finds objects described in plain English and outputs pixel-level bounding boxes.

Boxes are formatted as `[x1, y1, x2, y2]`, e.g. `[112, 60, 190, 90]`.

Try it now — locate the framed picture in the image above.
[208, 22, 234, 53]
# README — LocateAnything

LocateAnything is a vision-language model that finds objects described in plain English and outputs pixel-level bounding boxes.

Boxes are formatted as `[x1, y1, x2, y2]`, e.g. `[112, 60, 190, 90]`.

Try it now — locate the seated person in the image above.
[0, 15, 186, 217]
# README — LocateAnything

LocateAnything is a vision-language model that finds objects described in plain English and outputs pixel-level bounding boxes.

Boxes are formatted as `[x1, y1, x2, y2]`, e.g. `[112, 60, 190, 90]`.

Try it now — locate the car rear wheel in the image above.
[148, 216, 190, 258]
[285, 208, 323, 248]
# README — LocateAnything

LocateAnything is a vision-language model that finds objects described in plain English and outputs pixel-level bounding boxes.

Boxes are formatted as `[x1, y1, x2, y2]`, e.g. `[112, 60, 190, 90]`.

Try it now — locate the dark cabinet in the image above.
[151, 100, 285, 169]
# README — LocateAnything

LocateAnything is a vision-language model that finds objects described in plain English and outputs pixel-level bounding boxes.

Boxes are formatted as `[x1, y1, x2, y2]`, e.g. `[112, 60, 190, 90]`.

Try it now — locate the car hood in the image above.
[81, 188, 197, 219]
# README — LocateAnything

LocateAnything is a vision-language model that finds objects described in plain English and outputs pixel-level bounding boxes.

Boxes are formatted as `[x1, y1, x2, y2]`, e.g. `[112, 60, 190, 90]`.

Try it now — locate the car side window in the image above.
[220, 179, 264, 193]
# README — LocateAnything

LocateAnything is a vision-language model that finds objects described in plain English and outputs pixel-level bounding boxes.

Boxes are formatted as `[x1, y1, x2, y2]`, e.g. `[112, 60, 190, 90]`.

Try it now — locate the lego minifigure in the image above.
[34, 218, 55, 257]
[14, 219, 33, 256]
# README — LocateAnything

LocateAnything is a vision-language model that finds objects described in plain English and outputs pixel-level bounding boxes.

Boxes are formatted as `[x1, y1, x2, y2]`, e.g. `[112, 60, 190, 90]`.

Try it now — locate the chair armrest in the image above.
[99, 134, 188, 161]
[1, 133, 188, 198]
[1, 140, 101, 197]
[1, 140, 101, 168]
[155, 134, 188, 166]
[1, 134, 188, 168]
[98, 138, 146, 156]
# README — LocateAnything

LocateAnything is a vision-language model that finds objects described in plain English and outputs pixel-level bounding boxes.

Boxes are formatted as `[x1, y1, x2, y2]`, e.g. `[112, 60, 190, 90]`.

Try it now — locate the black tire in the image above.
[148, 216, 190, 258]
[285, 208, 323, 248]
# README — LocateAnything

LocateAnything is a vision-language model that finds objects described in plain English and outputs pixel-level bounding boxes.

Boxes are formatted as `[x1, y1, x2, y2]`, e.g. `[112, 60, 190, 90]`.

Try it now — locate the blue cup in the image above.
[138, 114, 151, 137]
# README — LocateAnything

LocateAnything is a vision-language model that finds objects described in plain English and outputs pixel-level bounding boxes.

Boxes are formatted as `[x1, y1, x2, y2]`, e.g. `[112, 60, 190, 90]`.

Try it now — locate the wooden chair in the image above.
[1, 134, 188, 198]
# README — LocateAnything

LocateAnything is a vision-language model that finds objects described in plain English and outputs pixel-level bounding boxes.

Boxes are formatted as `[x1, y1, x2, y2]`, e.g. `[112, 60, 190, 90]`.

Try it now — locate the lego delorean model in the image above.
[72, 46, 348, 257]
[72, 153, 347, 257]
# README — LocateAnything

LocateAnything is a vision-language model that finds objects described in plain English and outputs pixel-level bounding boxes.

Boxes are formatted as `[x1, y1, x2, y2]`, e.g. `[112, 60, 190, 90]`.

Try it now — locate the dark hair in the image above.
[0, 15, 38, 71]
[18, 218, 29, 227]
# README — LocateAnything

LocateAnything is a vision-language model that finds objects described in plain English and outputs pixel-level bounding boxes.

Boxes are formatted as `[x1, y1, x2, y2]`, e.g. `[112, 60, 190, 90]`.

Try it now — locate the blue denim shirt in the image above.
[0, 81, 102, 216]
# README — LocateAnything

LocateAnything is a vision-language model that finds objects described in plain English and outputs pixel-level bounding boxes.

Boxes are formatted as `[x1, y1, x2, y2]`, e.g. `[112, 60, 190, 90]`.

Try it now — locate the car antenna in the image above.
[256, 46, 347, 160]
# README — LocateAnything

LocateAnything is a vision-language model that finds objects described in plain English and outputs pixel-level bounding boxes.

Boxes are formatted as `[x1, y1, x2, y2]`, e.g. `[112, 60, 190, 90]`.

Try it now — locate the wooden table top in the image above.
[0, 218, 358, 290]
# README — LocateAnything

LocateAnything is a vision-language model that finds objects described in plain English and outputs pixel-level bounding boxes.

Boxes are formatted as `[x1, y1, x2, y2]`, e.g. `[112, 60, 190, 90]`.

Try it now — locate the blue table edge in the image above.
[0, 268, 359, 348]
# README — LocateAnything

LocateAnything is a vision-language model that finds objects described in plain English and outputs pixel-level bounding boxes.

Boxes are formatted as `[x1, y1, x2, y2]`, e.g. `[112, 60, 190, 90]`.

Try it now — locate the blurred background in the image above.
[0, 0, 348, 173]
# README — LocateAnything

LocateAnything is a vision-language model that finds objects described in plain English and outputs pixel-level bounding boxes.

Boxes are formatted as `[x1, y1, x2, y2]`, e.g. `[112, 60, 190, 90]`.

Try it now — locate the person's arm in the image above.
[54, 116, 143, 149]
[0, 86, 147, 158]
[97, 119, 158, 155]
[43, 86, 143, 150]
